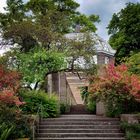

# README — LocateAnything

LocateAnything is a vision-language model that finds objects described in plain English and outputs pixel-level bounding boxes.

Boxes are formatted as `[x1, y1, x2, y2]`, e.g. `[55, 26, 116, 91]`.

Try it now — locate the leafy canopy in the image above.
[126, 52, 140, 76]
[0, 0, 100, 52]
[0, 0, 99, 89]
[0, 47, 66, 90]
[107, 2, 140, 64]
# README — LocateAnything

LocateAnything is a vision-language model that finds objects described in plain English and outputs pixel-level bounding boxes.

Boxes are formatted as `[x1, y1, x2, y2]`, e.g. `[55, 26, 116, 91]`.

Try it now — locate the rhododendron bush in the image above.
[89, 63, 140, 116]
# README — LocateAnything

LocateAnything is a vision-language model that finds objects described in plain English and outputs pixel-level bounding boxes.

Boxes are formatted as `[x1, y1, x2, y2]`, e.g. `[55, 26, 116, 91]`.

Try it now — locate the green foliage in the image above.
[105, 97, 140, 117]
[86, 97, 96, 113]
[80, 86, 89, 103]
[20, 90, 60, 118]
[121, 122, 140, 140]
[0, 123, 14, 140]
[60, 103, 70, 114]
[126, 52, 140, 76]
[0, 0, 99, 52]
[65, 33, 97, 72]
[80, 86, 96, 113]
[108, 3, 140, 63]
[3, 47, 66, 90]
[0, 0, 98, 89]
[0, 102, 32, 139]
[73, 14, 100, 32]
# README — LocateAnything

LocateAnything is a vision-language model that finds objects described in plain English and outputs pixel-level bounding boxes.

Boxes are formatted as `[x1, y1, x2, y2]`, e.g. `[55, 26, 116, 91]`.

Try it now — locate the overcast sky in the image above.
[0, 0, 139, 42]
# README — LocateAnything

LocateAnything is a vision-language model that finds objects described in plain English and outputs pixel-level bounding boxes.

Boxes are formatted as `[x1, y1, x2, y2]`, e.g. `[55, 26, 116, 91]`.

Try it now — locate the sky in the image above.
[0, 0, 139, 44]
[75, 0, 139, 41]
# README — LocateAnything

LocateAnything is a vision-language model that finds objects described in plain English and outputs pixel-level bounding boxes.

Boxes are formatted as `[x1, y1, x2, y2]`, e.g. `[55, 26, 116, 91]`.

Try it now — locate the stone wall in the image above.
[47, 72, 76, 106]
[97, 52, 115, 64]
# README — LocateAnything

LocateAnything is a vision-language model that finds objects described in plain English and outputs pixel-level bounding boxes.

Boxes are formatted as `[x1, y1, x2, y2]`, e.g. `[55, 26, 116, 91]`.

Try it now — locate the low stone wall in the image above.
[120, 114, 140, 124]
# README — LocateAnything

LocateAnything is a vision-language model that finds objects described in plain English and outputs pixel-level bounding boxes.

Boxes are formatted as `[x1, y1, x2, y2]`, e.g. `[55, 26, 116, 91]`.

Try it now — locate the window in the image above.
[105, 56, 109, 64]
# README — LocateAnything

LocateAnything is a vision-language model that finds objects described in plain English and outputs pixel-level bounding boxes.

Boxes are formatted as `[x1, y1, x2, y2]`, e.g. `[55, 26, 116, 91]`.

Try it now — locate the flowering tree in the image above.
[89, 63, 140, 116]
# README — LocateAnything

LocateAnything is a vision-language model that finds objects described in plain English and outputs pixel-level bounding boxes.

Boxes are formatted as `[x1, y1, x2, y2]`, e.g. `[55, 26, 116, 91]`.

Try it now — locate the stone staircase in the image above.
[36, 114, 126, 140]
[65, 72, 88, 105]
[35, 72, 126, 140]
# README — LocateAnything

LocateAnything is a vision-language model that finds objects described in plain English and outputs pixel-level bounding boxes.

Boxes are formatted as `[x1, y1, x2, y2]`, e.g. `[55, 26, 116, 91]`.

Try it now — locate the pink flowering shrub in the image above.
[89, 63, 140, 117]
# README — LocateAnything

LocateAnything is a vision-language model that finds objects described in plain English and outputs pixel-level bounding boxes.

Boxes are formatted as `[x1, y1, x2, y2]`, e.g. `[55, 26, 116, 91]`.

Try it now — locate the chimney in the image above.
[75, 24, 81, 33]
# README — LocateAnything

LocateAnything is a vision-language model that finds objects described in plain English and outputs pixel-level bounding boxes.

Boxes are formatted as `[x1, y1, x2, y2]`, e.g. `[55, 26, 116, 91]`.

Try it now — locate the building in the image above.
[47, 32, 116, 108]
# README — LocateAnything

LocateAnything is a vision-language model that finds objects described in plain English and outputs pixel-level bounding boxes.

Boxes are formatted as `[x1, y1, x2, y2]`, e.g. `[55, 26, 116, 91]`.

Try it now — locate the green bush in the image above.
[20, 90, 60, 118]
[80, 86, 89, 103]
[86, 97, 96, 113]
[0, 102, 32, 139]
[0, 123, 14, 140]
[60, 103, 70, 114]
[80, 86, 96, 113]
[121, 122, 140, 140]
[105, 97, 140, 117]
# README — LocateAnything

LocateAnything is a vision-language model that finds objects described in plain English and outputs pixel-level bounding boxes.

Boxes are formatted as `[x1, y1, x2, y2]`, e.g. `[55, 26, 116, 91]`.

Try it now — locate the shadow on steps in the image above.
[69, 104, 93, 114]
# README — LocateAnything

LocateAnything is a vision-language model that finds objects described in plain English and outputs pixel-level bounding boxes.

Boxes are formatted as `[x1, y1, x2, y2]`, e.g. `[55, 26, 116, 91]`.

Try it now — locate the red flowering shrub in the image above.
[89, 63, 140, 116]
[89, 63, 140, 100]
[0, 65, 24, 106]
[0, 90, 25, 106]
[0, 65, 20, 92]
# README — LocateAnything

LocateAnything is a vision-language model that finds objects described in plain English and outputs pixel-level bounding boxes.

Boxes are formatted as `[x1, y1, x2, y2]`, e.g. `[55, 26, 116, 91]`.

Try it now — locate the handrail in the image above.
[32, 102, 43, 140]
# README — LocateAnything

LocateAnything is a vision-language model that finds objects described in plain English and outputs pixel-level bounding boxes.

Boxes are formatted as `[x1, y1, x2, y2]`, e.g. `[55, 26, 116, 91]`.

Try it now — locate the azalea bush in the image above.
[89, 63, 140, 117]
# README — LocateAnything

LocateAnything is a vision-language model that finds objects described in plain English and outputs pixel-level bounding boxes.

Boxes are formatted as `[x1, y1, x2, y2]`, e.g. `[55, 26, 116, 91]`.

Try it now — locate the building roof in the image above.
[65, 32, 116, 56]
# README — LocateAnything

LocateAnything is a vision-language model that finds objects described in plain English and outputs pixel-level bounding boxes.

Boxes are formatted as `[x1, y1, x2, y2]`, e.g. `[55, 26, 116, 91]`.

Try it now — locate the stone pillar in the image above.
[47, 74, 52, 93]
[59, 72, 67, 104]
[52, 73, 59, 94]
[96, 52, 106, 116]
[96, 101, 106, 116]
[97, 52, 106, 64]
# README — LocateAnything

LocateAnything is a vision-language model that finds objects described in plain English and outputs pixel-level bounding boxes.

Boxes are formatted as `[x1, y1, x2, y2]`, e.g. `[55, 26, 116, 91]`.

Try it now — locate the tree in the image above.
[64, 33, 97, 74]
[107, 3, 140, 64]
[0, 47, 66, 90]
[0, 0, 99, 90]
[0, 0, 100, 52]
[126, 52, 140, 76]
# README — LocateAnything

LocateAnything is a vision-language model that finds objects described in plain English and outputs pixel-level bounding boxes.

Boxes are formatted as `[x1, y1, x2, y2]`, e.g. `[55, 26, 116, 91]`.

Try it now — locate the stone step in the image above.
[58, 114, 119, 119]
[65, 72, 86, 77]
[66, 79, 83, 83]
[38, 125, 121, 129]
[36, 138, 125, 140]
[41, 119, 120, 122]
[36, 133, 124, 138]
[38, 129, 121, 133]
[39, 121, 120, 125]
[41, 117, 119, 121]
[36, 114, 125, 140]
